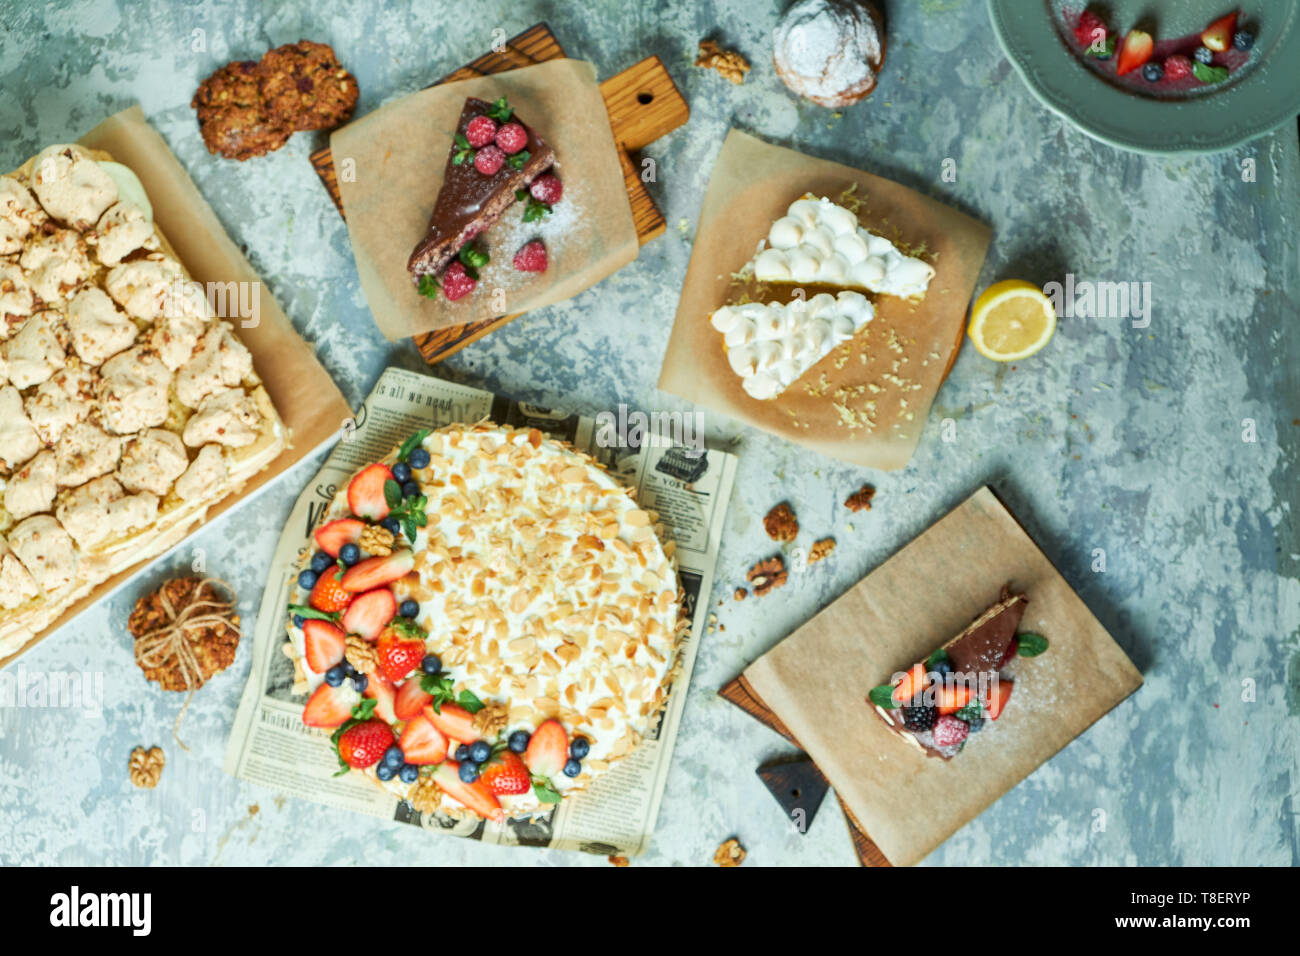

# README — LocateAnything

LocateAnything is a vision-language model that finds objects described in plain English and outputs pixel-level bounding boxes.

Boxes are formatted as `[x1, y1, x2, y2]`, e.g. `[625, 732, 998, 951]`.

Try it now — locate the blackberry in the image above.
[900, 703, 938, 732]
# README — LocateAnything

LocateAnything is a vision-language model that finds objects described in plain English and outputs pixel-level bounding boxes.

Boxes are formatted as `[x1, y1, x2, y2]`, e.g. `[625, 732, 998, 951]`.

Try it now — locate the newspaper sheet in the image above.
[224, 367, 737, 857]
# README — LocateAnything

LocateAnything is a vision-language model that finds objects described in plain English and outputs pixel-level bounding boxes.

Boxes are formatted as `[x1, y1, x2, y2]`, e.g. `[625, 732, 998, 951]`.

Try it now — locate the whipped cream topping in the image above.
[751, 195, 934, 299]
[711, 291, 874, 400]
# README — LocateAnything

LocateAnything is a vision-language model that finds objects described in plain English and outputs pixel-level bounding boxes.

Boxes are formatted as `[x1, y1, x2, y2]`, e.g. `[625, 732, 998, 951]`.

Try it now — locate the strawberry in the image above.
[364, 671, 398, 723]
[1116, 29, 1154, 76]
[524, 718, 568, 779]
[302, 682, 359, 728]
[934, 681, 975, 717]
[1163, 54, 1194, 80]
[302, 618, 347, 672]
[340, 587, 397, 641]
[986, 679, 1014, 720]
[441, 261, 477, 301]
[399, 711, 449, 765]
[314, 517, 365, 558]
[480, 750, 530, 796]
[347, 463, 394, 522]
[340, 550, 416, 592]
[433, 761, 505, 822]
[494, 121, 527, 154]
[465, 114, 499, 148]
[891, 662, 928, 706]
[512, 239, 548, 273]
[474, 144, 506, 176]
[998, 636, 1019, 669]
[1201, 11, 1237, 52]
[529, 173, 562, 205]
[932, 715, 970, 749]
[1073, 9, 1108, 49]
[423, 701, 479, 744]
[376, 628, 425, 683]
[337, 719, 395, 769]
[309, 569, 353, 614]
[394, 678, 433, 720]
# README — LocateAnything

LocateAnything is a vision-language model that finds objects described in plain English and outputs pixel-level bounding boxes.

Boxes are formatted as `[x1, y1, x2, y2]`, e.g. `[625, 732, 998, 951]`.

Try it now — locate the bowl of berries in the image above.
[988, 1, 1300, 152]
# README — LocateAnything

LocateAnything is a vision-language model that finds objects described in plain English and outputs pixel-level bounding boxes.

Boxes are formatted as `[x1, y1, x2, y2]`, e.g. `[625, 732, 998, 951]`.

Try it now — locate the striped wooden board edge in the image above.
[718, 674, 893, 867]
[309, 22, 688, 365]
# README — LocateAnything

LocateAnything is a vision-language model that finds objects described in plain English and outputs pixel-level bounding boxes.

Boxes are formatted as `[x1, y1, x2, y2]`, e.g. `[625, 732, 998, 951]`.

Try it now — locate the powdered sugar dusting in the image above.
[476, 173, 583, 297]
[773, 0, 882, 103]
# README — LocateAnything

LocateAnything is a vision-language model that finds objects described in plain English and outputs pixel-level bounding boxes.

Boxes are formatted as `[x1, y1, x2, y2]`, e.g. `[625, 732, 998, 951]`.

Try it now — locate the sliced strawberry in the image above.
[394, 678, 434, 720]
[891, 662, 928, 705]
[314, 517, 365, 558]
[302, 618, 346, 672]
[340, 550, 416, 593]
[347, 463, 395, 522]
[302, 682, 359, 728]
[935, 681, 975, 717]
[309, 569, 353, 614]
[376, 629, 425, 683]
[480, 750, 531, 796]
[399, 712, 448, 765]
[337, 719, 395, 769]
[1201, 12, 1237, 52]
[986, 679, 1014, 720]
[524, 718, 568, 778]
[432, 761, 505, 822]
[423, 701, 479, 744]
[341, 588, 397, 641]
[1116, 29, 1153, 76]
[364, 671, 398, 724]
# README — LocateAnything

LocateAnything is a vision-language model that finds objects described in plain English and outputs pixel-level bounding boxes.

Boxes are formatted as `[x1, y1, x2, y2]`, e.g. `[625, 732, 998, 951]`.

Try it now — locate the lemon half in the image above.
[967, 279, 1057, 362]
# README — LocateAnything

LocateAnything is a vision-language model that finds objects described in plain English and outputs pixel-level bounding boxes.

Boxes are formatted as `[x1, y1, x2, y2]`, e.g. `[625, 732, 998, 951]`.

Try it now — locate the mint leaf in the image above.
[458, 243, 489, 269]
[506, 149, 531, 171]
[515, 188, 529, 201]
[1192, 61, 1229, 84]
[924, 648, 950, 671]
[486, 96, 513, 122]
[417, 274, 440, 298]
[867, 684, 897, 709]
[1016, 633, 1049, 657]
[457, 689, 484, 714]
[288, 604, 338, 623]
[954, 699, 985, 722]
[532, 779, 562, 803]
[397, 429, 431, 462]
[521, 196, 551, 223]
[1084, 35, 1116, 59]
[383, 479, 402, 508]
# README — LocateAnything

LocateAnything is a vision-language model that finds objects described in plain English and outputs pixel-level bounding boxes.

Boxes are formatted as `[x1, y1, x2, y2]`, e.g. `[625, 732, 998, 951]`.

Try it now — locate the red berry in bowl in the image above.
[474, 144, 506, 176]
[441, 261, 477, 301]
[495, 121, 528, 154]
[1163, 55, 1194, 80]
[932, 715, 970, 749]
[512, 239, 548, 273]
[529, 173, 563, 205]
[1073, 10, 1108, 50]
[465, 115, 498, 148]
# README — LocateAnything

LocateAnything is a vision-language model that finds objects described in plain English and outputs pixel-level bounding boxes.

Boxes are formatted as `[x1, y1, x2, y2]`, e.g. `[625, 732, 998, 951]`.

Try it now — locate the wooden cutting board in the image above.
[310, 22, 688, 364]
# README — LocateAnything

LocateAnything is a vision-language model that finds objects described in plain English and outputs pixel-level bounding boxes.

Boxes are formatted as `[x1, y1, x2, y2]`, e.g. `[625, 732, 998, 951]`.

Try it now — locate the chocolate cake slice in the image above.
[406, 96, 555, 281]
[942, 588, 1026, 673]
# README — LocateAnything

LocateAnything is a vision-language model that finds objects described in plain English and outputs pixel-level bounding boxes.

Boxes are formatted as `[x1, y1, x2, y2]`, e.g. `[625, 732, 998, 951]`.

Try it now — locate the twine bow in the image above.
[133, 577, 240, 752]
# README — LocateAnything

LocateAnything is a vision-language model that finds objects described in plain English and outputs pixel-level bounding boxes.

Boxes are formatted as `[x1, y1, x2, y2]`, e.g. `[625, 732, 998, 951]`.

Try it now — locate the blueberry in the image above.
[408, 448, 431, 470]
[376, 762, 397, 781]
[324, 665, 346, 687]
[401, 481, 421, 499]
[297, 568, 318, 589]
[382, 745, 405, 770]
[930, 659, 954, 678]
[381, 516, 402, 536]
[399, 763, 420, 784]
[469, 740, 492, 763]
[420, 654, 441, 675]
[966, 718, 986, 734]
[400, 599, 420, 619]
[1232, 30, 1254, 51]
[458, 761, 480, 783]
[1141, 61, 1163, 82]
[1193, 45, 1214, 64]
[455, 744, 471, 762]
[310, 550, 333, 574]
[351, 673, 368, 693]
[563, 758, 581, 778]
[569, 736, 590, 759]
[391, 461, 411, 484]
[292, 614, 305, 628]
[508, 730, 531, 754]
[343, 661, 358, 678]
[339, 543, 361, 566]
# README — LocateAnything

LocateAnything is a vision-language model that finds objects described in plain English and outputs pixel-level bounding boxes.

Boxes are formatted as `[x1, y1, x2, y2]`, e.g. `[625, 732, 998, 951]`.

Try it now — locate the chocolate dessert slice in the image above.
[406, 97, 555, 281]
[943, 589, 1026, 673]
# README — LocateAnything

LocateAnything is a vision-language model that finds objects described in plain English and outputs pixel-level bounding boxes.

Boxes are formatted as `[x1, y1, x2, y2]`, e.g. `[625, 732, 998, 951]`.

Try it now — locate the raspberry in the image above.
[932, 715, 970, 748]
[441, 261, 477, 301]
[512, 239, 548, 273]
[900, 703, 937, 732]
[529, 173, 563, 205]
[1163, 54, 1194, 80]
[473, 144, 505, 176]
[1073, 10, 1107, 48]
[494, 121, 528, 154]
[465, 115, 498, 148]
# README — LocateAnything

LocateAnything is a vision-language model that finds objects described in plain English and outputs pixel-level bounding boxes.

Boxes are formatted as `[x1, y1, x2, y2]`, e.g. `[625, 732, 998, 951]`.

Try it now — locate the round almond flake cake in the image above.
[283, 422, 686, 821]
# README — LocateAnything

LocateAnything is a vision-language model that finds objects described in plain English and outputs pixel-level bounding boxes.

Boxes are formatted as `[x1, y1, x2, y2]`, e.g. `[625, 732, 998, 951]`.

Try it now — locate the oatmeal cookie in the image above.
[192, 61, 291, 161]
[258, 40, 358, 132]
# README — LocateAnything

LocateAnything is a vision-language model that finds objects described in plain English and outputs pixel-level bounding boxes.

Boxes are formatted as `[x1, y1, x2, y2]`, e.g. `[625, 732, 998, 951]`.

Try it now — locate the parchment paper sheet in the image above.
[332, 59, 637, 340]
[744, 486, 1143, 866]
[659, 129, 992, 470]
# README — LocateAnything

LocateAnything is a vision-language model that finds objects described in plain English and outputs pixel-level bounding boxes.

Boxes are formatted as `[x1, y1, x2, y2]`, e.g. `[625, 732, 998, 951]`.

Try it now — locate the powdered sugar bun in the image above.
[773, 0, 886, 108]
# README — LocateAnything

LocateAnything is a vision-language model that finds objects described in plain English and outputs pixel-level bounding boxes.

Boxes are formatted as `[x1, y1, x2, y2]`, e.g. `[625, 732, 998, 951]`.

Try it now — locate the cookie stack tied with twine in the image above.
[128, 576, 241, 749]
